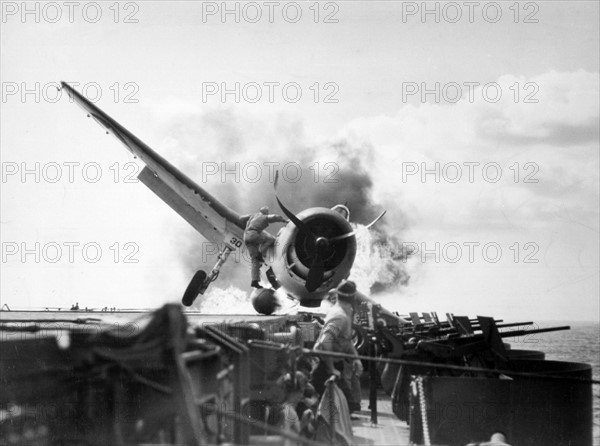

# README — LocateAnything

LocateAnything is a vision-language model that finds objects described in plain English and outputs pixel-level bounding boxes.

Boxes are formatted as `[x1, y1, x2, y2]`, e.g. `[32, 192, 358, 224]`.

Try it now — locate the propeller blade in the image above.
[273, 170, 325, 291]
[305, 237, 330, 291]
[305, 256, 326, 292]
[329, 210, 387, 242]
[274, 170, 313, 235]
[275, 195, 305, 230]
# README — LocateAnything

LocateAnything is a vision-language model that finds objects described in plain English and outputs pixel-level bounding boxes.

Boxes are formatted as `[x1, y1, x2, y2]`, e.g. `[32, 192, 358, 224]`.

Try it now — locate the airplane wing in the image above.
[61, 81, 246, 249]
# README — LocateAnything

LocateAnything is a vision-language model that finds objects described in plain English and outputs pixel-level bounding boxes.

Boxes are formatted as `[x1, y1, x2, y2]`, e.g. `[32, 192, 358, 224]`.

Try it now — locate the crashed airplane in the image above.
[60, 81, 386, 312]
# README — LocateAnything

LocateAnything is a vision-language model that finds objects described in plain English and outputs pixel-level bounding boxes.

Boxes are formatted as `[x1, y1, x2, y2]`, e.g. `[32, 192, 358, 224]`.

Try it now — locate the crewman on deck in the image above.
[241, 206, 288, 288]
[312, 280, 363, 412]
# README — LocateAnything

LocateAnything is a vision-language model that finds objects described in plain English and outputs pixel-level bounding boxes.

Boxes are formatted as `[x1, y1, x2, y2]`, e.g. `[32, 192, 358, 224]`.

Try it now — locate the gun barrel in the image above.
[498, 325, 570, 339]
[495, 321, 535, 329]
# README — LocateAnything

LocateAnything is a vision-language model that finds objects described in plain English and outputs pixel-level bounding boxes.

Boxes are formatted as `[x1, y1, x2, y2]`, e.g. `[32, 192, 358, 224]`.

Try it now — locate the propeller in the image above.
[274, 171, 333, 291]
[329, 210, 387, 241]
[274, 171, 385, 292]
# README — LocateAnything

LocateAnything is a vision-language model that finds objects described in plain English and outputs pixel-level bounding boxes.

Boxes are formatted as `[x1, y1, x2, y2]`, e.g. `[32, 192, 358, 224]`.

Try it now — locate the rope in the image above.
[416, 377, 431, 445]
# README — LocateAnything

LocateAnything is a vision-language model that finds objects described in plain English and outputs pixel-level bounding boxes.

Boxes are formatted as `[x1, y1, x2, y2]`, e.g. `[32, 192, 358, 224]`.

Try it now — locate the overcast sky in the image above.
[1, 1, 598, 321]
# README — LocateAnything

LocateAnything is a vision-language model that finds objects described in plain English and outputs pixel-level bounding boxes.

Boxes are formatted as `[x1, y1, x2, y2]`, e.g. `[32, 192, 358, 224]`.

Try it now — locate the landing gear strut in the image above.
[181, 247, 233, 307]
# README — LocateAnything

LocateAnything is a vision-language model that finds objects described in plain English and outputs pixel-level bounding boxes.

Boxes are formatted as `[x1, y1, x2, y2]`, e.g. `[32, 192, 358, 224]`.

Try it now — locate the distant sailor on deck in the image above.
[241, 206, 288, 289]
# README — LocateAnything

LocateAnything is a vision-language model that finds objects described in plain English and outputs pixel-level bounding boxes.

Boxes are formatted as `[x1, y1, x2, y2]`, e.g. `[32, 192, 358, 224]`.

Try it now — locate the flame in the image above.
[194, 224, 410, 314]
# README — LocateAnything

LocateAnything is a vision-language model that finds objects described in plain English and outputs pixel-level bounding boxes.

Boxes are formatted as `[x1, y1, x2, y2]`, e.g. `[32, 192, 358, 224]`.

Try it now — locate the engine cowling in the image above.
[270, 207, 357, 307]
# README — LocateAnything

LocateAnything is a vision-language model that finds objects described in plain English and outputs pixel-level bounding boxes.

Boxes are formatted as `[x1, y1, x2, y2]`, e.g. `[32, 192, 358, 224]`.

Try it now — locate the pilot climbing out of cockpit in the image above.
[241, 206, 288, 289]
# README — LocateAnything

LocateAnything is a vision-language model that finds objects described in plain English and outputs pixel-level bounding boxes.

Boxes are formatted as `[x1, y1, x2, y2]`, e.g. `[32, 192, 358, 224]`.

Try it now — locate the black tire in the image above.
[182, 270, 207, 306]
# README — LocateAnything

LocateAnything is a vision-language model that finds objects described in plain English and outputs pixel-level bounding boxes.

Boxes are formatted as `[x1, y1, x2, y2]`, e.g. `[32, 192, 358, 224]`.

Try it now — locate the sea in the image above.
[520, 321, 600, 445]
[1, 311, 598, 444]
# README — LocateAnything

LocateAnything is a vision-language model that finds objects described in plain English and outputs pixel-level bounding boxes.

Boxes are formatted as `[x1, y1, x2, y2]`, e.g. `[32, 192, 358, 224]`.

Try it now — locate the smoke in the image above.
[194, 286, 255, 314]
[157, 107, 411, 310]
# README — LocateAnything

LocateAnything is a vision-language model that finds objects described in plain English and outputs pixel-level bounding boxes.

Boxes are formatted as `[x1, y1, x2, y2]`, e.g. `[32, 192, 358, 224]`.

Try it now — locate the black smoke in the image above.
[158, 108, 411, 301]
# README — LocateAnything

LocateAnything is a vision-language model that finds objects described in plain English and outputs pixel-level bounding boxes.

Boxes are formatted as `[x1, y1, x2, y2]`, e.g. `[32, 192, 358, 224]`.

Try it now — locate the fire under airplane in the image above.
[61, 82, 386, 312]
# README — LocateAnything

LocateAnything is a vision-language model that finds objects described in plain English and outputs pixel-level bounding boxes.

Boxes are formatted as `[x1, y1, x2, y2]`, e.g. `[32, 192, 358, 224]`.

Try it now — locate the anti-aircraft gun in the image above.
[350, 294, 572, 419]
[299, 291, 592, 445]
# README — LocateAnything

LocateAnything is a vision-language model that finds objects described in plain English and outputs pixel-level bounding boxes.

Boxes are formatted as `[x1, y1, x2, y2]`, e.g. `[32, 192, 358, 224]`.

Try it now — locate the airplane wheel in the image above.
[182, 270, 207, 307]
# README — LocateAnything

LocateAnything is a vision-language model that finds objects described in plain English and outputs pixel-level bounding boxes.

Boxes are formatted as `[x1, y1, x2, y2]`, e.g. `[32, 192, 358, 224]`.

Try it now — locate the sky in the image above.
[1, 1, 598, 322]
